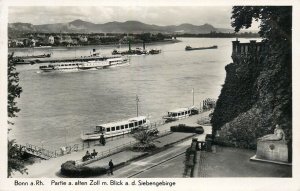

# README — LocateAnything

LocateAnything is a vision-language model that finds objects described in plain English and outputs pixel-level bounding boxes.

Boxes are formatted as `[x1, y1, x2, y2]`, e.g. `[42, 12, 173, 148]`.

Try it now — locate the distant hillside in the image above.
[8, 19, 235, 34]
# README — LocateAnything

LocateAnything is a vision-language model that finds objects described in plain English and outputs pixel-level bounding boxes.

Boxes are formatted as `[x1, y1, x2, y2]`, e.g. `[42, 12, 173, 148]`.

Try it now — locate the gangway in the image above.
[18, 143, 57, 160]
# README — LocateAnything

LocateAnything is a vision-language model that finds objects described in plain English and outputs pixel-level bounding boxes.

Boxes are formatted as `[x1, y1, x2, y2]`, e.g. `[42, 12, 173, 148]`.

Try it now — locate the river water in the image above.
[9, 37, 253, 151]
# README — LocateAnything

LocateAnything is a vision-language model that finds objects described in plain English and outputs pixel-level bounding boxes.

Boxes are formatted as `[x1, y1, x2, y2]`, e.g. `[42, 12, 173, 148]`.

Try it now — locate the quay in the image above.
[13, 111, 212, 178]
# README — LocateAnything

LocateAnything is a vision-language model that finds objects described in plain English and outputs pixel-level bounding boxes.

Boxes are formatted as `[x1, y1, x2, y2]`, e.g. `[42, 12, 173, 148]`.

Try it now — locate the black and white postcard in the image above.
[0, 0, 299, 190]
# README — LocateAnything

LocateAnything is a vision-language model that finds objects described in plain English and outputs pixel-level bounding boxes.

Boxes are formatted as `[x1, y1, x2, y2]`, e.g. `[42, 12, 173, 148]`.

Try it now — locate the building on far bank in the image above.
[48, 35, 55, 44]
[79, 36, 88, 42]
[30, 39, 36, 47]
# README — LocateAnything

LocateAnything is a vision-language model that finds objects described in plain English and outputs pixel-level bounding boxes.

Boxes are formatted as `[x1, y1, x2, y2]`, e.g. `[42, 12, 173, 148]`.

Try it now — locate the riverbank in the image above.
[12, 111, 211, 178]
[8, 39, 181, 51]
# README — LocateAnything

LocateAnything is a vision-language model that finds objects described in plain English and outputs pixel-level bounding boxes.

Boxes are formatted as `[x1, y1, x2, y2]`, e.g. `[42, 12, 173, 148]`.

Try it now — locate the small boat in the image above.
[81, 116, 150, 140]
[149, 49, 161, 54]
[163, 106, 199, 122]
[106, 57, 129, 67]
[185, 45, 218, 51]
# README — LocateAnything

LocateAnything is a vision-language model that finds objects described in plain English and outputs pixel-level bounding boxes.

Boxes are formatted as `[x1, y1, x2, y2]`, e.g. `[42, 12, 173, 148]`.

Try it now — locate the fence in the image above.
[21, 108, 212, 160]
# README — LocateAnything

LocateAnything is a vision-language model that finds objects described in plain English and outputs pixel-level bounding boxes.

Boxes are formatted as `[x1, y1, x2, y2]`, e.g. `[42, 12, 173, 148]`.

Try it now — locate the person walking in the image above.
[108, 159, 114, 175]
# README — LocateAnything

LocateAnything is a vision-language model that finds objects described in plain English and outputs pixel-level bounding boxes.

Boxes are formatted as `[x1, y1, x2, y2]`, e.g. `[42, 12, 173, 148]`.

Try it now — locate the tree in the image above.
[132, 128, 158, 152]
[8, 140, 27, 177]
[210, 7, 292, 145]
[231, 6, 291, 47]
[211, 6, 292, 147]
[8, 53, 22, 120]
[7, 53, 27, 177]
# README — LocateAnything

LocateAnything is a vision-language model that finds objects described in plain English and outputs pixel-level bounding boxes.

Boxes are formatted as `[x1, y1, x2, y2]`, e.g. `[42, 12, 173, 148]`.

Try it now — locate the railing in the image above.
[75, 140, 137, 166]
[75, 129, 172, 166]
[22, 107, 213, 160]
[17, 143, 57, 159]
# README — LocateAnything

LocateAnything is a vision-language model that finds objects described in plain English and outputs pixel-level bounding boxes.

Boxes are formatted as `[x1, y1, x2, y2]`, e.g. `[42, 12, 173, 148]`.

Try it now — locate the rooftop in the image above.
[97, 116, 147, 127]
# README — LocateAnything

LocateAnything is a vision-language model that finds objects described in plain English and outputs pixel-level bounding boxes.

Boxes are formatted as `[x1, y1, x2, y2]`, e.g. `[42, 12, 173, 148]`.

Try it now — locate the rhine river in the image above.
[9, 37, 255, 151]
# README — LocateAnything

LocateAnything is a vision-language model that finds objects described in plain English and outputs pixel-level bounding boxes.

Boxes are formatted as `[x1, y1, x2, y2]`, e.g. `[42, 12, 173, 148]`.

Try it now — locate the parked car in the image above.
[170, 123, 204, 134]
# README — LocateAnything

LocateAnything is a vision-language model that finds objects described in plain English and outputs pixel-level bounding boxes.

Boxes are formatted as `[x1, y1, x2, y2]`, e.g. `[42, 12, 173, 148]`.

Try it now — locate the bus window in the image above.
[125, 124, 129, 129]
[129, 123, 134, 128]
[185, 111, 188, 114]
[181, 112, 184, 115]
[139, 121, 142, 125]
[135, 122, 138, 126]
[106, 128, 110, 132]
[116, 126, 120, 130]
[143, 119, 146, 123]
[112, 127, 115, 131]
[121, 125, 124, 129]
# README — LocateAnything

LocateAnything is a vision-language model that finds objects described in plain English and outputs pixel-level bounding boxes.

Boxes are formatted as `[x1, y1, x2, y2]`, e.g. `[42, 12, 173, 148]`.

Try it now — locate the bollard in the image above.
[205, 134, 213, 152]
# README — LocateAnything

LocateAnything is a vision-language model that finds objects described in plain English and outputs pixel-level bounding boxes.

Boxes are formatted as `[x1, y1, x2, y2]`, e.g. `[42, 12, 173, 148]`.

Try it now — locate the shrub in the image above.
[131, 129, 158, 152]
[60, 160, 107, 177]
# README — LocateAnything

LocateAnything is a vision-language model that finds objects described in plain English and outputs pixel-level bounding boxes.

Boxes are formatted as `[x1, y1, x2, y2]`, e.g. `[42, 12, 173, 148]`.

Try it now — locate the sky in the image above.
[8, 6, 260, 30]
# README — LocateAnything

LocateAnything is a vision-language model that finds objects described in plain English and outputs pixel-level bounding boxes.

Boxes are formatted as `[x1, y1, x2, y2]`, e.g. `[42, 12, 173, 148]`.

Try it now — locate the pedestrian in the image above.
[100, 133, 106, 146]
[91, 149, 98, 158]
[108, 159, 114, 175]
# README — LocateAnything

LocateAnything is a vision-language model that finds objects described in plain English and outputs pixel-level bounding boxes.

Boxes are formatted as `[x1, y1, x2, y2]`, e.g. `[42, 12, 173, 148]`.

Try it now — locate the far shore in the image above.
[8, 39, 181, 51]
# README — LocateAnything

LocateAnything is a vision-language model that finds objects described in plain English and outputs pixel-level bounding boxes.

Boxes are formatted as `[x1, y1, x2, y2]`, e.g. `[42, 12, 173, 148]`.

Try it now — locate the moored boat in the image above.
[81, 116, 150, 140]
[163, 106, 199, 122]
[185, 45, 218, 51]
[16, 53, 51, 59]
[39, 57, 129, 72]
[149, 49, 161, 54]
[106, 57, 129, 67]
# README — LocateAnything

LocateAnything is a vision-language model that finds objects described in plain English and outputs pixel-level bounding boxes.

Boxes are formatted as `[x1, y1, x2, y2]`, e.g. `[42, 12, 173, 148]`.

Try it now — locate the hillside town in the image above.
[8, 32, 174, 48]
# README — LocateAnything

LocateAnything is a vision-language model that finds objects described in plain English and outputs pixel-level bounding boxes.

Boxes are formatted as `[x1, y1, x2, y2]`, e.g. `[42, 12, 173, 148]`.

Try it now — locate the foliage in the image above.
[8, 53, 22, 120]
[7, 53, 26, 177]
[211, 6, 292, 147]
[211, 57, 262, 130]
[60, 160, 107, 177]
[7, 139, 27, 177]
[231, 6, 292, 43]
[132, 129, 158, 152]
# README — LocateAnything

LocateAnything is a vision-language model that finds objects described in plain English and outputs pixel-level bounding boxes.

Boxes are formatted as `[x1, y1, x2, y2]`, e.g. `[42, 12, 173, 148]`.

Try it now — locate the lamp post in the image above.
[136, 95, 140, 117]
[64, 126, 68, 147]
[192, 88, 194, 106]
